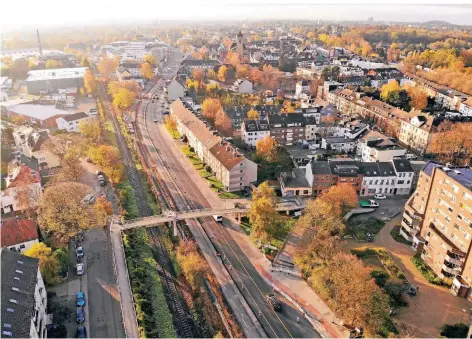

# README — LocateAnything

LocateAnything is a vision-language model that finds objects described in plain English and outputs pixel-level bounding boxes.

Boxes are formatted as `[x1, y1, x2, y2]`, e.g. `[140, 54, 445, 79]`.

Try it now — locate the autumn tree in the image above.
[87, 144, 124, 183]
[218, 65, 228, 82]
[12, 115, 25, 125]
[207, 69, 218, 80]
[214, 110, 233, 137]
[236, 64, 250, 79]
[140, 62, 154, 80]
[225, 51, 241, 68]
[191, 68, 205, 82]
[256, 136, 278, 163]
[54, 148, 85, 183]
[202, 98, 222, 121]
[318, 183, 358, 217]
[83, 70, 97, 94]
[249, 68, 262, 85]
[24, 242, 61, 285]
[247, 108, 260, 120]
[176, 241, 209, 291]
[98, 56, 119, 77]
[143, 54, 157, 65]
[45, 59, 60, 69]
[107, 80, 140, 100]
[78, 119, 101, 142]
[38, 182, 109, 242]
[404, 84, 428, 110]
[281, 100, 295, 113]
[113, 88, 134, 110]
[249, 182, 281, 243]
[380, 80, 401, 101]
[429, 122, 472, 165]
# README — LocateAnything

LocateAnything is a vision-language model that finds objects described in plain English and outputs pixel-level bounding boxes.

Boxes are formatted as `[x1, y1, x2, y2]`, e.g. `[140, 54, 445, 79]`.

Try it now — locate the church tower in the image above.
[236, 31, 244, 57]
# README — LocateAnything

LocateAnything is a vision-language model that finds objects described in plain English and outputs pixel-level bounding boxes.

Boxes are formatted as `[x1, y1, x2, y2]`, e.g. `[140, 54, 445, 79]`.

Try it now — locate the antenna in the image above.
[37, 29, 43, 56]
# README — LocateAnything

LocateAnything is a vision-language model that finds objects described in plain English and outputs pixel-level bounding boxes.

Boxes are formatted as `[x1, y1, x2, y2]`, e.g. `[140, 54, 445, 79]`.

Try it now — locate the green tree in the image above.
[24, 242, 61, 285]
[440, 323, 468, 338]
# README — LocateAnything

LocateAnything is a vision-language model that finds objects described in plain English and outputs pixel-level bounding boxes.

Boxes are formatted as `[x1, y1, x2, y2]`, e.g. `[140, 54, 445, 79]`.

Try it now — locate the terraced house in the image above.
[401, 162, 472, 299]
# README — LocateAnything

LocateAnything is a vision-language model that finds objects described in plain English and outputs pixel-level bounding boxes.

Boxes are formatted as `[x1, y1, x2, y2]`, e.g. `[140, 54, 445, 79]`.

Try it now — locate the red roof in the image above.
[8, 165, 40, 188]
[1, 219, 39, 247]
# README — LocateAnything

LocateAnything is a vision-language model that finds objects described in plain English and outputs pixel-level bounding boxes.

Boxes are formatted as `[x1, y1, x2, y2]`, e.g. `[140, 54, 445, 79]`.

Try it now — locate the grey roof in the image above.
[243, 119, 269, 132]
[360, 162, 395, 177]
[324, 137, 356, 144]
[283, 168, 310, 188]
[61, 111, 89, 122]
[311, 161, 331, 175]
[320, 104, 339, 116]
[329, 160, 360, 177]
[1, 249, 39, 338]
[27, 130, 49, 152]
[422, 161, 472, 191]
[392, 159, 414, 173]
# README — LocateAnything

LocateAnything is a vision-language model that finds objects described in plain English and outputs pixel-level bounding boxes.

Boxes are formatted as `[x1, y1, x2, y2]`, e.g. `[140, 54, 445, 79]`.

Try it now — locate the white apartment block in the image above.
[241, 120, 270, 147]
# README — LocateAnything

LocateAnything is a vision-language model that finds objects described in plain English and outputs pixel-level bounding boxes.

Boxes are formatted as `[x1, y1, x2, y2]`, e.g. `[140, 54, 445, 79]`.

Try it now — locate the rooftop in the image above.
[1, 249, 40, 338]
[423, 161, 472, 191]
[60, 112, 90, 122]
[7, 104, 69, 121]
[26, 67, 88, 82]
[1, 219, 39, 248]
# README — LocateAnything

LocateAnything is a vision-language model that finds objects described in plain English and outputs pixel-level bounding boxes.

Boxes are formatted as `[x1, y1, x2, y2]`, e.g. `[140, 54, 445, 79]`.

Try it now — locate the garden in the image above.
[411, 253, 452, 287]
[347, 216, 385, 241]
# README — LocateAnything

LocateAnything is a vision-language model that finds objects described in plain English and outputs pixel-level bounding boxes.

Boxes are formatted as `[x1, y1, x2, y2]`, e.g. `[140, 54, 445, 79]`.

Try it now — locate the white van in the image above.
[213, 215, 223, 222]
[405, 153, 417, 160]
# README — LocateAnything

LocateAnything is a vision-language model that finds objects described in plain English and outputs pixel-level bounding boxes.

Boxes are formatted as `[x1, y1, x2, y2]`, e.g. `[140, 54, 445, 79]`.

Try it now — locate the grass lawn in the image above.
[390, 225, 412, 245]
[104, 121, 118, 148]
[348, 217, 385, 240]
[116, 179, 139, 220]
[411, 254, 452, 287]
[168, 128, 181, 140]
[239, 216, 295, 250]
[352, 247, 406, 281]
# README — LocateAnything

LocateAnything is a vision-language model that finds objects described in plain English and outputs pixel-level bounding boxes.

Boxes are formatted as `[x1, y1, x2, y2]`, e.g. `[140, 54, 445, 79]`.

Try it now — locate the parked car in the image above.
[76, 247, 84, 259]
[77, 326, 87, 338]
[374, 194, 387, 200]
[266, 294, 282, 312]
[76, 263, 85, 276]
[76, 308, 85, 324]
[360, 200, 379, 208]
[76, 291, 86, 307]
[405, 153, 418, 160]
[153, 119, 158, 123]
[213, 215, 223, 222]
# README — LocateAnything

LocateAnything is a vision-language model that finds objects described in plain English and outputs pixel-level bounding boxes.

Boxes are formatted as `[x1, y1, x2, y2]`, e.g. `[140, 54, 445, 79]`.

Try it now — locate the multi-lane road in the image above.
[136, 48, 320, 338]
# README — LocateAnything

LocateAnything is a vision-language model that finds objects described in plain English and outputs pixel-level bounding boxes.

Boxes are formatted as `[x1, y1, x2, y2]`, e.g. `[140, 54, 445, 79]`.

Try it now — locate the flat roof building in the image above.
[26, 67, 88, 94]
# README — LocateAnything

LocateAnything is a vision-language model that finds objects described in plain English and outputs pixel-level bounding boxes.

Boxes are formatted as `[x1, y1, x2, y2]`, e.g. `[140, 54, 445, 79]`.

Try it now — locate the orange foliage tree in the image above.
[201, 98, 222, 121]
[247, 108, 260, 120]
[98, 56, 118, 77]
[318, 183, 359, 216]
[429, 122, 472, 165]
[214, 110, 233, 137]
[256, 136, 278, 162]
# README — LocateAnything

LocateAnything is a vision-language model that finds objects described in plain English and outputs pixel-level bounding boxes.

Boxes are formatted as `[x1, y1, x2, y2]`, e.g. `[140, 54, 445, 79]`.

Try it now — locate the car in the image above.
[405, 153, 418, 160]
[213, 215, 223, 222]
[266, 294, 282, 312]
[153, 119, 158, 123]
[360, 200, 379, 208]
[163, 111, 169, 115]
[76, 246, 84, 259]
[76, 291, 86, 307]
[405, 285, 418, 296]
[76, 308, 85, 324]
[374, 194, 387, 200]
[77, 325, 87, 338]
[76, 263, 85, 276]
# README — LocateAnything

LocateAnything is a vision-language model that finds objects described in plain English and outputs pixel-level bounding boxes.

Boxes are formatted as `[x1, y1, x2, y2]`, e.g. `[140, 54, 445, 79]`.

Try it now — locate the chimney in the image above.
[36, 29, 43, 56]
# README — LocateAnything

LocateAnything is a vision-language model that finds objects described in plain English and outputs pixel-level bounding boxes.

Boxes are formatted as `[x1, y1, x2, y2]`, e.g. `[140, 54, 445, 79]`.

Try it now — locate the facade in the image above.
[360, 162, 397, 196]
[167, 78, 185, 100]
[459, 98, 472, 117]
[280, 169, 312, 197]
[268, 114, 306, 146]
[13, 128, 61, 169]
[56, 112, 91, 132]
[321, 137, 357, 153]
[240, 119, 270, 147]
[399, 116, 433, 154]
[1, 219, 40, 253]
[170, 99, 257, 191]
[295, 80, 310, 98]
[401, 162, 472, 298]
[26, 67, 87, 94]
[1, 249, 48, 338]
[358, 130, 406, 162]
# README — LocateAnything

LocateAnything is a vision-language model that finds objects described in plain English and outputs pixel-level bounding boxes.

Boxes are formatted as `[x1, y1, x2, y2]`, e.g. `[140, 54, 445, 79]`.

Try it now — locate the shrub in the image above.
[440, 323, 468, 338]
[205, 165, 212, 173]
[371, 269, 390, 287]
[189, 146, 195, 153]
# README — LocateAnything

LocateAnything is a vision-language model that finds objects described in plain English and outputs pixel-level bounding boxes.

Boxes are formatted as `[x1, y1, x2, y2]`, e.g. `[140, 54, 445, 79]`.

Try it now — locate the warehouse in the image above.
[26, 67, 87, 94]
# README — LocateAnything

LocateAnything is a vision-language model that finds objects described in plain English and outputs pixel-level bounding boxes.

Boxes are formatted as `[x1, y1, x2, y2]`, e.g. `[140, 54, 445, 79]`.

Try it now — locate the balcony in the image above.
[442, 264, 461, 276]
[445, 250, 465, 266]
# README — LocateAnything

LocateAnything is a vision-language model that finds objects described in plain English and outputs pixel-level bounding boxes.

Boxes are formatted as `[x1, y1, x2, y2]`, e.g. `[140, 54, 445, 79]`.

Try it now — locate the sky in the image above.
[2, 0, 472, 30]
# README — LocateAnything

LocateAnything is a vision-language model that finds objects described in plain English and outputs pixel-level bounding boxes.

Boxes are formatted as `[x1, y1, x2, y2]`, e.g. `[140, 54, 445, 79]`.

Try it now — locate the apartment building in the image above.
[170, 99, 257, 192]
[399, 115, 434, 154]
[401, 162, 472, 298]
[1, 249, 48, 338]
[358, 130, 406, 162]
[240, 119, 270, 147]
[268, 114, 316, 146]
[1, 219, 40, 253]
[1, 165, 42, 214]
[56, 112, 91, 133]
[459, 98, 472, 117]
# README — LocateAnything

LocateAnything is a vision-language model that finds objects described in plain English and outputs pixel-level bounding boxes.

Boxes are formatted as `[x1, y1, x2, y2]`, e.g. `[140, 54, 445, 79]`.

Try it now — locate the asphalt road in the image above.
[137, 49, 319, 338]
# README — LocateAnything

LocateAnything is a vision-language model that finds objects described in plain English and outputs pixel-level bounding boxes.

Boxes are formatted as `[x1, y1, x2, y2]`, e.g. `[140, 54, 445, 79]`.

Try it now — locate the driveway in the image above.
[347, 213, 471, 337]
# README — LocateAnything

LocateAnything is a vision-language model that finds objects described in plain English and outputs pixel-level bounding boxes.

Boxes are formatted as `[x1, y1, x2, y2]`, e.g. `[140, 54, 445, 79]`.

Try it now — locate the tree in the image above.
[143, 54, 157, 65]
[87, 145, 123, 183]
[45, 60, 59, 69]
[249, 68, 262, 85]
[214, 110, 233, 137]
[15, 171, 42, 217]
[98, 56, 119, 77]
[24, 243, 61, 285]
[247, 108, 260, 120]
[54, 149, 85, 183]
[140, 62, 153, 80]
[191, 68, 205, 82]
[281, 100, 295, 113]
[249, 182, 280, 243]
[256, 136, 278, 163]
[83, 70, 97, 94]
[218, 65, 228, 82]
[38, 182, 109, 242]
[318, 183, 358, 217]
[176, 241, 209, 291]
[380, 80, 401, 101]
[404, 84, 427, 110]
[202, 98, 222, 121]
[236, 64, 250, 79]
[113, 88, 134, 110]
[10, 58, 29, 79]
[387, 89, 411, 111]
[108, 80, 141, 100]
[429, 123, 472, 165]
[208, 69, 218, 80]
[78, 119, 101, 142]
[440, 323, 468, 338]
[12, 115, 25, 125]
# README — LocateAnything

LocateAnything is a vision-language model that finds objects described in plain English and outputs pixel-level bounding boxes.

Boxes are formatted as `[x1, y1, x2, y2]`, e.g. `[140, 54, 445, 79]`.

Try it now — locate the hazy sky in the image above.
[2, 0, 471, 30]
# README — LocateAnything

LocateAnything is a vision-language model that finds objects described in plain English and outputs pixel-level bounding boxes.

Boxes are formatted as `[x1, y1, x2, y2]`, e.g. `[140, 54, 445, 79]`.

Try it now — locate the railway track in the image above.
[147, 227, 195, 338]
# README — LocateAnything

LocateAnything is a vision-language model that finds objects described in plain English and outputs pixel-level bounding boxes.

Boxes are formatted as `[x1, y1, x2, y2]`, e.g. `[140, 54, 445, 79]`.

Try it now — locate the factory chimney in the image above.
[36, 29, 43, 56]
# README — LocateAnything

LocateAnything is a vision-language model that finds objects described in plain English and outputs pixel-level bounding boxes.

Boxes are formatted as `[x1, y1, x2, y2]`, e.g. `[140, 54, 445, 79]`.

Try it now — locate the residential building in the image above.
[1, 165, 42, 214]
[170, 99, 257, 191]
[4, 104, 69, 129]
[392, 158, 415, 195]
[225, 105, 283, 129]
[401, 162, 472, 299]
[231, 79, 253, 94]
[13, 128, 60, 170]
[459, 98, 472, 117]
[358, 130, 406, 162]
[26, 67, 87, 94]
[268, 114, 306, 146]
[1, 219, 40, 252]
[399, 115, 434, 154]
[167, 78, 186, 100]
[279, 169, 312, 197]
[295, 80, 310, 98]
[360, 162, 397, 196]
[240, 119, 270, 147]
[321, 136, 357, 153]
[1, 249, 48, 338]
[56, 112, 91, 132]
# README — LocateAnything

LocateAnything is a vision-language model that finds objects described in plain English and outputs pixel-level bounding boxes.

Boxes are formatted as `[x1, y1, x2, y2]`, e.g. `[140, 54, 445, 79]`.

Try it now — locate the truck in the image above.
[360, 200, 379, 208]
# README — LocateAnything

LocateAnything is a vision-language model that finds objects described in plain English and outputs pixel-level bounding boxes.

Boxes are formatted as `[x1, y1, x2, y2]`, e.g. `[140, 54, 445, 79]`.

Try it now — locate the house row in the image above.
[170, 99, 257, 192]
